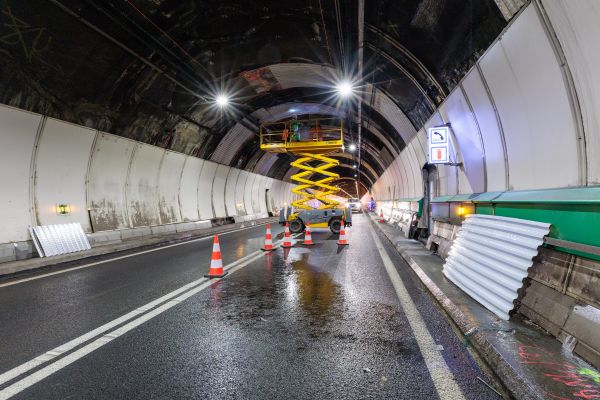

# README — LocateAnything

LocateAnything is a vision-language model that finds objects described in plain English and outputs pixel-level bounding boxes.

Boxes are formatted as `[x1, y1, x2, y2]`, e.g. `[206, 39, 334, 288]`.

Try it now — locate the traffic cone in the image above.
[261, 224, 278, 251]
[337, 221, 349, 246]
[282, 222, 294, 248]
[379, 210, 385, 223]
[303, 223, 314, 245]
[205, 235, 228, 278]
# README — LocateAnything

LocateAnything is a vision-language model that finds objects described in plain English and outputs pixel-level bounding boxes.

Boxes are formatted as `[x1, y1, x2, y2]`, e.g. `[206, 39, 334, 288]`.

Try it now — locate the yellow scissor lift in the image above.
[260, 117, 351, 234]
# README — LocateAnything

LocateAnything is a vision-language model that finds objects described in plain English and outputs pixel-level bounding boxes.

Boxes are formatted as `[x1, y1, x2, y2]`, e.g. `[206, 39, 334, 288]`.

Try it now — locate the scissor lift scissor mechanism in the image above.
[260, 117, 350, 233]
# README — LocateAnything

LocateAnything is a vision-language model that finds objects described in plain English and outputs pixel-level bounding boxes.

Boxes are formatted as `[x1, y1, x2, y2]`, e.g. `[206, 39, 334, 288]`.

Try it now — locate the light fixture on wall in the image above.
[56, 204, 71, 215]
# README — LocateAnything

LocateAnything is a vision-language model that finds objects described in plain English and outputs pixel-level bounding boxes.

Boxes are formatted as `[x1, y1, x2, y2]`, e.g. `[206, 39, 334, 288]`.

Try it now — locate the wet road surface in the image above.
[0, 215, 500, 399]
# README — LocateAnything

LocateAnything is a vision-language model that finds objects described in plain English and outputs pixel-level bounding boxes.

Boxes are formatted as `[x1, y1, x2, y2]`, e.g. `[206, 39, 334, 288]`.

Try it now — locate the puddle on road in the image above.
[285, 251, 342, 325]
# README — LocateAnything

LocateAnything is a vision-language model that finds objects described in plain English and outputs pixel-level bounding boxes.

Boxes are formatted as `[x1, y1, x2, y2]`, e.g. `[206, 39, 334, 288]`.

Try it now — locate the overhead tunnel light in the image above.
[348, 143, 357, 152]
[215, 94, 229, 107]
[336, 80, 354, 98]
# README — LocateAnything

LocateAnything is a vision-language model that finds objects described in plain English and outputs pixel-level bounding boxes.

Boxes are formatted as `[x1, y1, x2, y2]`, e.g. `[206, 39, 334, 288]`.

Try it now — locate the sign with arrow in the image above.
[428, 126, 450, 164]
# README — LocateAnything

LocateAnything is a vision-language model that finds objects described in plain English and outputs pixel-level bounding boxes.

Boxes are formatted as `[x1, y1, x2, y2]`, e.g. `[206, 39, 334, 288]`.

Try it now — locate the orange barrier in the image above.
[337, 221, 349, 246]
[205, 235, 228, 278]
[303, 223, 314, 245]
[282, 222, 295, 248]
[261, 224, 277, 251]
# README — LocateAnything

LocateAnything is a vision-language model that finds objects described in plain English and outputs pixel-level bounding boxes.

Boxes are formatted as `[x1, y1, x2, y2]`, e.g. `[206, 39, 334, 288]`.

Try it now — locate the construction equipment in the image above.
[260, 117, 352, 234]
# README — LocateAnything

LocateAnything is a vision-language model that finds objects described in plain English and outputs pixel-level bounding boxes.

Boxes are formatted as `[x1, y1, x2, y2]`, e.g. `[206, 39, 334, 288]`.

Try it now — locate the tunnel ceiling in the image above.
[0, 0, 506, 194]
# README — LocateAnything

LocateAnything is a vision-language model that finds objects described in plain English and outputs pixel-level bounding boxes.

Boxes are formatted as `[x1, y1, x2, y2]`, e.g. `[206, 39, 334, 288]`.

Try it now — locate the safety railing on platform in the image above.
[260, 117, 344, 154]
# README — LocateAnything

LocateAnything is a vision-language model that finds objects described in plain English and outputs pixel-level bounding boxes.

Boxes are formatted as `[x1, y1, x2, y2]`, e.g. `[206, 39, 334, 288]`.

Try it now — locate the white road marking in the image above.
[367, 222, 466, 400]
[0, 233, 299, 398]
[0, 222, 274, 289]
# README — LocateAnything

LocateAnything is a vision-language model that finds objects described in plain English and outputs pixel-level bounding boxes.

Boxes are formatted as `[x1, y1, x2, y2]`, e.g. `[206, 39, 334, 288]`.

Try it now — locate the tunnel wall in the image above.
[0, 103, 295, 256]
[365, 1, 600, 368]
[370, 1, 599, 203]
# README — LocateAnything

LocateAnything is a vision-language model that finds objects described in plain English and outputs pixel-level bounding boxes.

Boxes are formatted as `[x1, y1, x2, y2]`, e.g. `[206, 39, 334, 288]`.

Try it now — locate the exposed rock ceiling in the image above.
[0, 0, 506, 197]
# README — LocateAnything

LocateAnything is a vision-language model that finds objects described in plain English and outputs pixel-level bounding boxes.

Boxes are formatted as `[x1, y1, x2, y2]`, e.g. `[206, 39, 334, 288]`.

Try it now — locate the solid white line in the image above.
[0, 233, 299, 398]
[367, 222, 466, 400]
[0, 222, 273, 288]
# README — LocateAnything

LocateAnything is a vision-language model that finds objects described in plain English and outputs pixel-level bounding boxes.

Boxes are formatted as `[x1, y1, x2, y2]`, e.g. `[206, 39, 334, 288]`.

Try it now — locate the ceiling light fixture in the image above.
[215, 94, 229, 107]
[348, 143, 357, 152]
[336, 80, 353, 97]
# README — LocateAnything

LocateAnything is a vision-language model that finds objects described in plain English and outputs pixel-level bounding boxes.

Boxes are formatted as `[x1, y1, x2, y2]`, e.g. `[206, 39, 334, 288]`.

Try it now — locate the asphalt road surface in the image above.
[0, 215, 500, 399]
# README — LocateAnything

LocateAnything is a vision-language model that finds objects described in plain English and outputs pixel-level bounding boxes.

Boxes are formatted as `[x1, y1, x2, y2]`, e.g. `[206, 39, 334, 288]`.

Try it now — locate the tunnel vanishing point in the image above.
[1, 1, 600, 399]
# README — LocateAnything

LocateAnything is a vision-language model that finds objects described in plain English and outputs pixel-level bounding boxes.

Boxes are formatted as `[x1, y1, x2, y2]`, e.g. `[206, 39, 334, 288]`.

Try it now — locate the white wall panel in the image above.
[244, 173, 258, 214]
[157, 151, 186, 224]
[179, 157, 203, 222]
[439, 89, 486, 193]
[197, 160, 217, 220]
[264, 178, 274, 213]
[212, 165, 230, 218]
[35, 118, 96, 230]
[542, 0, 600, 185]
[255, 174, 264, 213]
[462, 69, 508, 191]
[405, 141, 424, 197]
[257, 175, 268, 214]
[224, 168, 241, 217]
[126, 144, 162, 227]
[235, 171, 249, 215]
[479, 5, 579, 190]
[393, 158, 407, 198]
[0, 105, 41, 242]
[88, 134, 135, 231]
[415, 129, 428, 166]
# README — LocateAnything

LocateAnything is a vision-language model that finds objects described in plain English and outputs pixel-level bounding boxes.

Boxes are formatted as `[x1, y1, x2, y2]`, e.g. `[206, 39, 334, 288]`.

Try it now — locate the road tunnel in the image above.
[1, 1, 600, 399]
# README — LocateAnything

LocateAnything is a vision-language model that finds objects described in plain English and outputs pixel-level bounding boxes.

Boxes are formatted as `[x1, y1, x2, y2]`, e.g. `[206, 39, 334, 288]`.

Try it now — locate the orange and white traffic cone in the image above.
[337, 221, 349, 246]
[303, 223, 314, 245]
[282, 222, 294, 248]
[261, 224, 278, 251]
[379, 210, 385, 223]
[205, 235, 228, 278]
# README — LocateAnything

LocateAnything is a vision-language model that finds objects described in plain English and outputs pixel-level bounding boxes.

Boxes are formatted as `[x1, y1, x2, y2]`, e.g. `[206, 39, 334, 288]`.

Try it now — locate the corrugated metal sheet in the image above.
[30, 223, 91, 257]
[443, 214, 550, 320]
[210, 122, 254, 165]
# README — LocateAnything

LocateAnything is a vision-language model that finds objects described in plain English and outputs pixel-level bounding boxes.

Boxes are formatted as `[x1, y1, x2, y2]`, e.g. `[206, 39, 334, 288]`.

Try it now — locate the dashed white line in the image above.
[367, 221, 466, 400]
[0, 233, 298, 399]
[0, 222, 273, 288]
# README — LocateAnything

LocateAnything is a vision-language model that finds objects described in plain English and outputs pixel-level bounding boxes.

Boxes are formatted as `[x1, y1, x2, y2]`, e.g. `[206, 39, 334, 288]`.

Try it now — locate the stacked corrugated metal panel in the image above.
[443, 214, 551, 320]
[30, 223, 91, 257]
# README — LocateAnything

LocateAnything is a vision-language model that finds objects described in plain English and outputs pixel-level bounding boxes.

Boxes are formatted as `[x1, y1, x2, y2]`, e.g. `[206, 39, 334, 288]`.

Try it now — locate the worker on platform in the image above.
[282, 123, 290, 142]
[291, 120, 302, 142]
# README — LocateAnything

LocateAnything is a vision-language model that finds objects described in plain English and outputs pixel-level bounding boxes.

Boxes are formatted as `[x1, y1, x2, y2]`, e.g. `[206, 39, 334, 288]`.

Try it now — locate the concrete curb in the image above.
[0, 218, 276, 280]
[370, 215, 543, 400]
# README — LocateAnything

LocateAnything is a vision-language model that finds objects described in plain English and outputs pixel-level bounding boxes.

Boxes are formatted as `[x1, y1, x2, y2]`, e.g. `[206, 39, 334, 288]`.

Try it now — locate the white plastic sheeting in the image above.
[443, 214, 550, 320]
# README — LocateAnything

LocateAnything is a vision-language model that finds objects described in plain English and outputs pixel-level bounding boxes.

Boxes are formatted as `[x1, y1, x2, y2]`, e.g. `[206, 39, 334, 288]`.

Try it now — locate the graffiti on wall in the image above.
[519, 345, 600, 399]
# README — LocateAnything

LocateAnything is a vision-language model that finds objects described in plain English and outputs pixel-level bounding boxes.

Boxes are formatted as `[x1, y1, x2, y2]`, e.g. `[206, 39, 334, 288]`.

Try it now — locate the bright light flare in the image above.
[336, 80, 354, 97]
[215, 94, 229, 107]
[348, 143, 357, 152]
